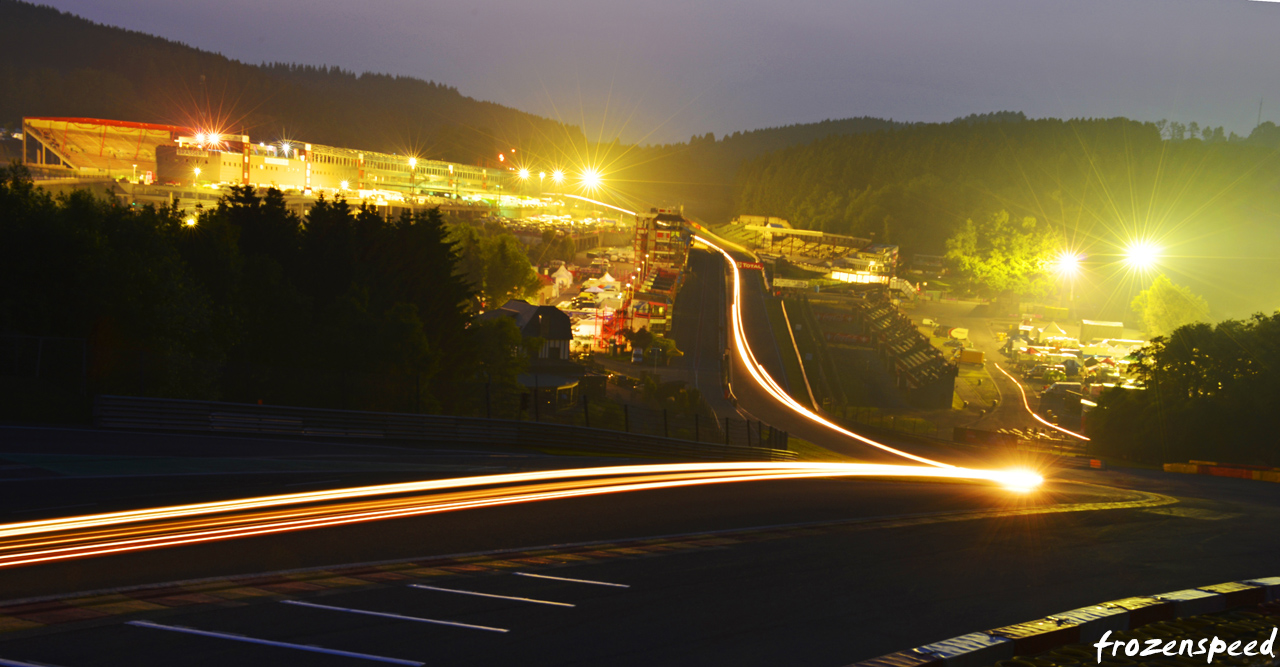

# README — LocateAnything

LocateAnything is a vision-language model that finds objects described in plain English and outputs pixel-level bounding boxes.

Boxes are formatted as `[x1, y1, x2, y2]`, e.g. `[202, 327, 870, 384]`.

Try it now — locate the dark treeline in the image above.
[732, 115, 1280, 257]
[1087, 313, 1280, 466]
[0, 0, 906, 221]
[608, 117, 904, 222]
[0, 164, 526, 418]
[0, 0, 579, 164]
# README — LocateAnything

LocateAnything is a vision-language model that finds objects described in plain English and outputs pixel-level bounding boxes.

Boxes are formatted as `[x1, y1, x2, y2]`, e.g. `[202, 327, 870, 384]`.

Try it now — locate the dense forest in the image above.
[0, 164, 529, 420]
[611, 117, 904, 223]
[0, 0, 913, 222]
[733, 114, 1280, 257]
[1088, 312, 1280, 466]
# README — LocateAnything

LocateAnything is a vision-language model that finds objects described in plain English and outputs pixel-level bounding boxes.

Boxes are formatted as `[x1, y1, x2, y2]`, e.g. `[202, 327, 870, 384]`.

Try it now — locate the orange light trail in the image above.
[0, 463, 1039, 569]
[697, 235, 995, 467]
[993, 362, 1090, 440]
[0, 237, 1047, 570]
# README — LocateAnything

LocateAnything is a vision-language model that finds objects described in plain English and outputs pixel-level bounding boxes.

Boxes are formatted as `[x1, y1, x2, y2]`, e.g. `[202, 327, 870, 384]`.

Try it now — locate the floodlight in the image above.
[1124, 241, 1160, 270]
[1053, 251, 1082, 276]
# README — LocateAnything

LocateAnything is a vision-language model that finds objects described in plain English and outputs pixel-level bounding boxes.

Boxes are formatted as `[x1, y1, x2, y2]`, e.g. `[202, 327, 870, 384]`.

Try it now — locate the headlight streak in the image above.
[993, 362, 1091, 441]
[0, 237, 1049, 570]
[0, 464, 1038, 569]
[695, 234, 1036, 473]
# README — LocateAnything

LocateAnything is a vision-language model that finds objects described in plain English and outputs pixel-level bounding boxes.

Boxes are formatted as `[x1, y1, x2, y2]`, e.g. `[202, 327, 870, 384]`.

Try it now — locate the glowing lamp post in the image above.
[1124, 241, 1160, 271]
[1051, 251, 1083, 305]
[192, 167, 201, 186]
[408, 157, 417, 197]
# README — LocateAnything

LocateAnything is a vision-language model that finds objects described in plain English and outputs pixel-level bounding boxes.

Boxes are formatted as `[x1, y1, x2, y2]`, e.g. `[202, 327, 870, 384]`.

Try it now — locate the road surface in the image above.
[1, 240, 1278, 666]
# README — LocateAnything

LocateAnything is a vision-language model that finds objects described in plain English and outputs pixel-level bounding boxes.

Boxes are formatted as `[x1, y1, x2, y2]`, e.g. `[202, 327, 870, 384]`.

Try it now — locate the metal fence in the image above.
[93, 395, 796, 462]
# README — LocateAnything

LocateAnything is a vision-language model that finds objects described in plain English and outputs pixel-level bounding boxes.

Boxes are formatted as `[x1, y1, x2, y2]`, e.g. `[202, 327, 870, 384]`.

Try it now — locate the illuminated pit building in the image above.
[156, 138, 498, 197]
[21, 116, 505, 201]
[628, 207, 692, 335]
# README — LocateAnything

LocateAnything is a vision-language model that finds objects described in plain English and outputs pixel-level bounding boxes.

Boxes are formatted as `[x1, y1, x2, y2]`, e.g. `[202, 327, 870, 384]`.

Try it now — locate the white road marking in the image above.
[408, 584, 575, 607]
[512, 571, 630, 588]
[281, 599, 508, 632]
[126, 620, 424, 665]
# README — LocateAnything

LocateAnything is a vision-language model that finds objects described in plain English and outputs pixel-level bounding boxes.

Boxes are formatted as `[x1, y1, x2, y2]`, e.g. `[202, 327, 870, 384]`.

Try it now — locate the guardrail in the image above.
[93, 395, 797, 462]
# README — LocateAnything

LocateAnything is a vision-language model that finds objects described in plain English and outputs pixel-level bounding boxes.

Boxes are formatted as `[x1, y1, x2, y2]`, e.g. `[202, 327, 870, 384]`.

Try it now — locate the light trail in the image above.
[0, 463, 1038, 569]
[0, 236, 1048, 571]
[547, 193, 636, 216]
[696, 234, 1018, 468]
[993, 362, 1091, 441]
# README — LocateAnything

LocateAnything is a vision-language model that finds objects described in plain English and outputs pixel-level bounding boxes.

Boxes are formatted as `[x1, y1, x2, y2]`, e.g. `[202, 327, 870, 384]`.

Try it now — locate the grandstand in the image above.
[850, 291, 956, 408]
[22, 117, 192, 179]
[717, 216, 872, 272]
[21, 116, 507, 201]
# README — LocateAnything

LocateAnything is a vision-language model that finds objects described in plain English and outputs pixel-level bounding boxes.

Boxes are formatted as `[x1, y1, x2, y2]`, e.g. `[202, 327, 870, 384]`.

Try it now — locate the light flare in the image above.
[0, 463, 1040, 569]
[1124, 240, 1161, 270]
[0, 237, 1051, 570]
[1051, 251, 1082, 276]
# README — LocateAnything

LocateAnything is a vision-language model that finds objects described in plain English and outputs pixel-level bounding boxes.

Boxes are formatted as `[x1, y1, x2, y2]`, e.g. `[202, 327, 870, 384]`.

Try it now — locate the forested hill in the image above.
[618, 117, 905, 223]
[0, 0, 914, 219]
[733, 116, 1280, 259]
[0, 0, 582, 163]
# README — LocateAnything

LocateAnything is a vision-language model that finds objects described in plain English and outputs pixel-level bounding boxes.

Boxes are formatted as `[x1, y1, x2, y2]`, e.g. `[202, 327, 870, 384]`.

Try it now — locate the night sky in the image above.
[39, 0, 1280, 144]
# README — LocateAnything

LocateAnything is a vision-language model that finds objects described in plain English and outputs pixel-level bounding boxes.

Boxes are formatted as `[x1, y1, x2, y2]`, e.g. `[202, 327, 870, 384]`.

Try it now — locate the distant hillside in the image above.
[617, 117, 906, 222]
[0, 0, 582, 163]
[733, 115, 1280, 317]
[734, 116, 1280, 252]
[0, 0, 921, 220]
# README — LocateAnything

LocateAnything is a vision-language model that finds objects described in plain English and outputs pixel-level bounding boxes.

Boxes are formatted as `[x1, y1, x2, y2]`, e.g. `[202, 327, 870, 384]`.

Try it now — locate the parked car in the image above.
[631, 348, 645, 364]
[1024, 363, 1067, 382]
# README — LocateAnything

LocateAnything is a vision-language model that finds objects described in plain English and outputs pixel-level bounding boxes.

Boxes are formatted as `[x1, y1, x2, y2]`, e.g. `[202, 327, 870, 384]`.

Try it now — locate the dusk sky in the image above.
[42, 0, 1280, 144]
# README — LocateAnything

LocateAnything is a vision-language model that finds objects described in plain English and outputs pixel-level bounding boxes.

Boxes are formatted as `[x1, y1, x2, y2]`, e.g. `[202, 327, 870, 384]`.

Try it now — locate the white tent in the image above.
[600, 272, 616, 283]
[552, 265, 574, 289]
[1039, 322, 1070, 343]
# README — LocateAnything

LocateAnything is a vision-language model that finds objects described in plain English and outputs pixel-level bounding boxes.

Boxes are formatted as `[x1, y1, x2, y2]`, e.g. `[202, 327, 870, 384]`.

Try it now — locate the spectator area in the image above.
[22, 117, 190, 176]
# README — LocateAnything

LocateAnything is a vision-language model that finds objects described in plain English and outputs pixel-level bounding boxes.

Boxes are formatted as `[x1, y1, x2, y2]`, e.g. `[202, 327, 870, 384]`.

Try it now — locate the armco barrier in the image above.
[1164, 461, 1280, 484]
[92, 395, 797, 462]
[845, 576, 1280, 667]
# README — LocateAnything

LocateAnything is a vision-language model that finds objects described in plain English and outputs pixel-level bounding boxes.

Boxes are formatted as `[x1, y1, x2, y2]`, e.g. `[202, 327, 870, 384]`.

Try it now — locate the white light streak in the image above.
[993, 362, 1090, 441]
